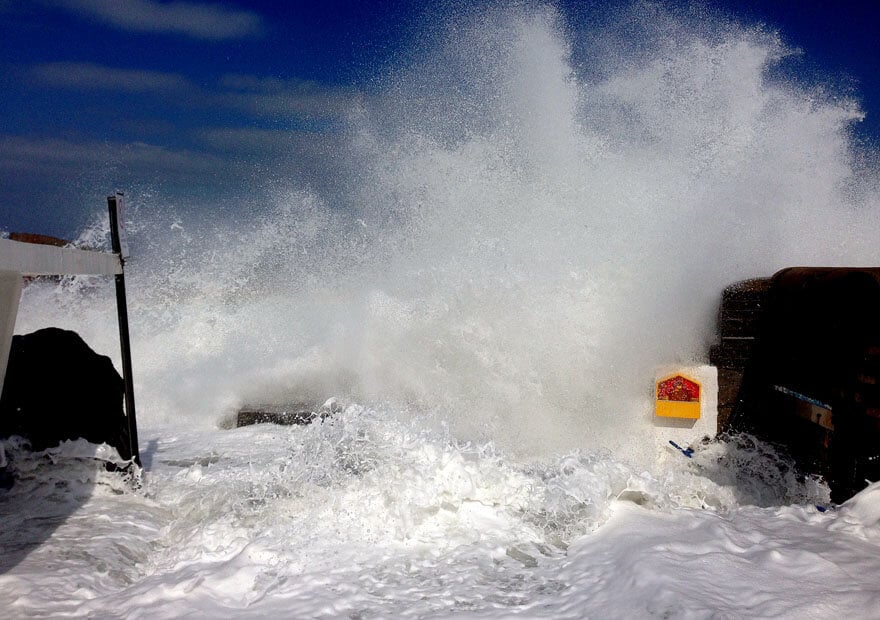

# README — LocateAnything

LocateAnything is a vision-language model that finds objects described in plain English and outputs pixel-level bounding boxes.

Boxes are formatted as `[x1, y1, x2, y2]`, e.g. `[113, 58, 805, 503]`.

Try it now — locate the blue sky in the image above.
[1, 0, 877, 238]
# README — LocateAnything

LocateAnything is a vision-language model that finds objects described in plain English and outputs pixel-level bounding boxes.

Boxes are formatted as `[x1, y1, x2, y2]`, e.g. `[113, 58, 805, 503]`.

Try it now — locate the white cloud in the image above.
[0, 135, 228, 176]
[217, 73, 360, 121]
[197, 127, 294, 153]
[0, 136, 103, 170]
[195, 127, 339, 157]
[58, 0, 263, 40]
[32, 62, 193, 92]
[29, 62, 358, 122]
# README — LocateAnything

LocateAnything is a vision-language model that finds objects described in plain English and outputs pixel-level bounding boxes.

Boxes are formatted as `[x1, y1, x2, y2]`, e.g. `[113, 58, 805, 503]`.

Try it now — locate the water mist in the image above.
[16, 4, 880, 463]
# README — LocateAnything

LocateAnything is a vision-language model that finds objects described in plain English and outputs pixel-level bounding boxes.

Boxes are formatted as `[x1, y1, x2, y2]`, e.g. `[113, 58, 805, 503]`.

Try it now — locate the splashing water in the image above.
[15, 4, 880, 462]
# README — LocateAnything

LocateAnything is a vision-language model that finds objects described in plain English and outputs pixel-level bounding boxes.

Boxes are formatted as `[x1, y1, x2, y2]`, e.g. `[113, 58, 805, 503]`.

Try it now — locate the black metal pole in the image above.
[108, 194, 141, 468]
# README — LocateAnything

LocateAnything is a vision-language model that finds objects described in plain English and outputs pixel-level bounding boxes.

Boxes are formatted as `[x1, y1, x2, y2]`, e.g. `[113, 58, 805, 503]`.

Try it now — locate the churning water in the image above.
[21, 3, 878, 458]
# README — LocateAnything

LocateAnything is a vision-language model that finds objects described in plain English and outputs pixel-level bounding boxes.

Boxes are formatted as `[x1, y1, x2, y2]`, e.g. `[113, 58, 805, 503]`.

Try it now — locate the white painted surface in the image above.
[0, 270, 22, 396]
[651, 365, 719, 459]
[0, 239, 122, 395]
[0, 238, 121, 276]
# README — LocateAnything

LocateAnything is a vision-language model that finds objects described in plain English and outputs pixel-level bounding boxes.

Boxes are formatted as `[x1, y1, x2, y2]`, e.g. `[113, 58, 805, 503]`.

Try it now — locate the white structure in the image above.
[0, 238, 122, 395]
[651, 365, 719, 457]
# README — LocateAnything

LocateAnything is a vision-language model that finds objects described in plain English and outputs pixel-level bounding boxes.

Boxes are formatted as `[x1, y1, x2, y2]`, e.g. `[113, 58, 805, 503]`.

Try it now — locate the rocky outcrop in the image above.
[236, 398, 341, 428]
[0, 328, 134, 462]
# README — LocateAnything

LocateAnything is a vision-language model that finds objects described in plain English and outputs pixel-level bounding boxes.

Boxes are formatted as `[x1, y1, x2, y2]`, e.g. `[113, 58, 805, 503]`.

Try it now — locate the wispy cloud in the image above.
[30, 61, 360, 124]
[0, 133, 254, 235]
[0, 135, 229, 177]
[57, 0, 263, 40]
[32, 62, 193, 92]
[18, 62, 360, 184]
[195, 127, 341, 157]
[0, 136, 107, 171]
[217, 73, 360, 122]
[196, 127, 298, 154]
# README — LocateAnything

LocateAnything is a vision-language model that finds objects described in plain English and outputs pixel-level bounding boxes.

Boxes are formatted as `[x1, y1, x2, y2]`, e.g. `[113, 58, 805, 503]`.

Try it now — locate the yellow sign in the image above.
[655, 374, 701, 419]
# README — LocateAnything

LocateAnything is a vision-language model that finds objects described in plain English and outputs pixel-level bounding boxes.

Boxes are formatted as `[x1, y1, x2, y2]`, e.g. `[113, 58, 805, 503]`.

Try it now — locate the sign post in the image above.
[107, 192, 141, 468]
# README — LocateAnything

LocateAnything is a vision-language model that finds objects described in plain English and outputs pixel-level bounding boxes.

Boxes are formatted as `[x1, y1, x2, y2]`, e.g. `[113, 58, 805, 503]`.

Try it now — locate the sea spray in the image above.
[14, 4, 880, 464]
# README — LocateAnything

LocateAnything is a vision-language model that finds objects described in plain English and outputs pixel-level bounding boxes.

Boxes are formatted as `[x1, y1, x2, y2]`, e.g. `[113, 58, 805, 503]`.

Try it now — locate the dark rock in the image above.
[236, 400, 341, 428]
[237, 405, 318, 427]
[0, 328, 134, 462]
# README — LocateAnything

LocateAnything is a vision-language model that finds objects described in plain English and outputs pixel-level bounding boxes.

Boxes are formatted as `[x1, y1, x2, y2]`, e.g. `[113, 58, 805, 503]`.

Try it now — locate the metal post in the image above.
[107, 193, 141, 468]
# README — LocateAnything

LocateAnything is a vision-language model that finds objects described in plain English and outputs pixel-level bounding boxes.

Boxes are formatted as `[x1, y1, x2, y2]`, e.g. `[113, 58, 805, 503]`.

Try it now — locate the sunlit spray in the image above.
[16, 4, 879, 465]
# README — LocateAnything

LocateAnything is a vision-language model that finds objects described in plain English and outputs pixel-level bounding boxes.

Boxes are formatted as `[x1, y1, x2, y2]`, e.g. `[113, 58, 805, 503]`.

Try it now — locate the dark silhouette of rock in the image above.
[0, 328, 133, 462]
[236, 399, 342, 428]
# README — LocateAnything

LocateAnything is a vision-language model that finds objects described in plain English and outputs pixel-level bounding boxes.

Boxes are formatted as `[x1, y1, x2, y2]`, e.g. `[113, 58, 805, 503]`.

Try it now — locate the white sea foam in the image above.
[0, 417, 862, 617]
